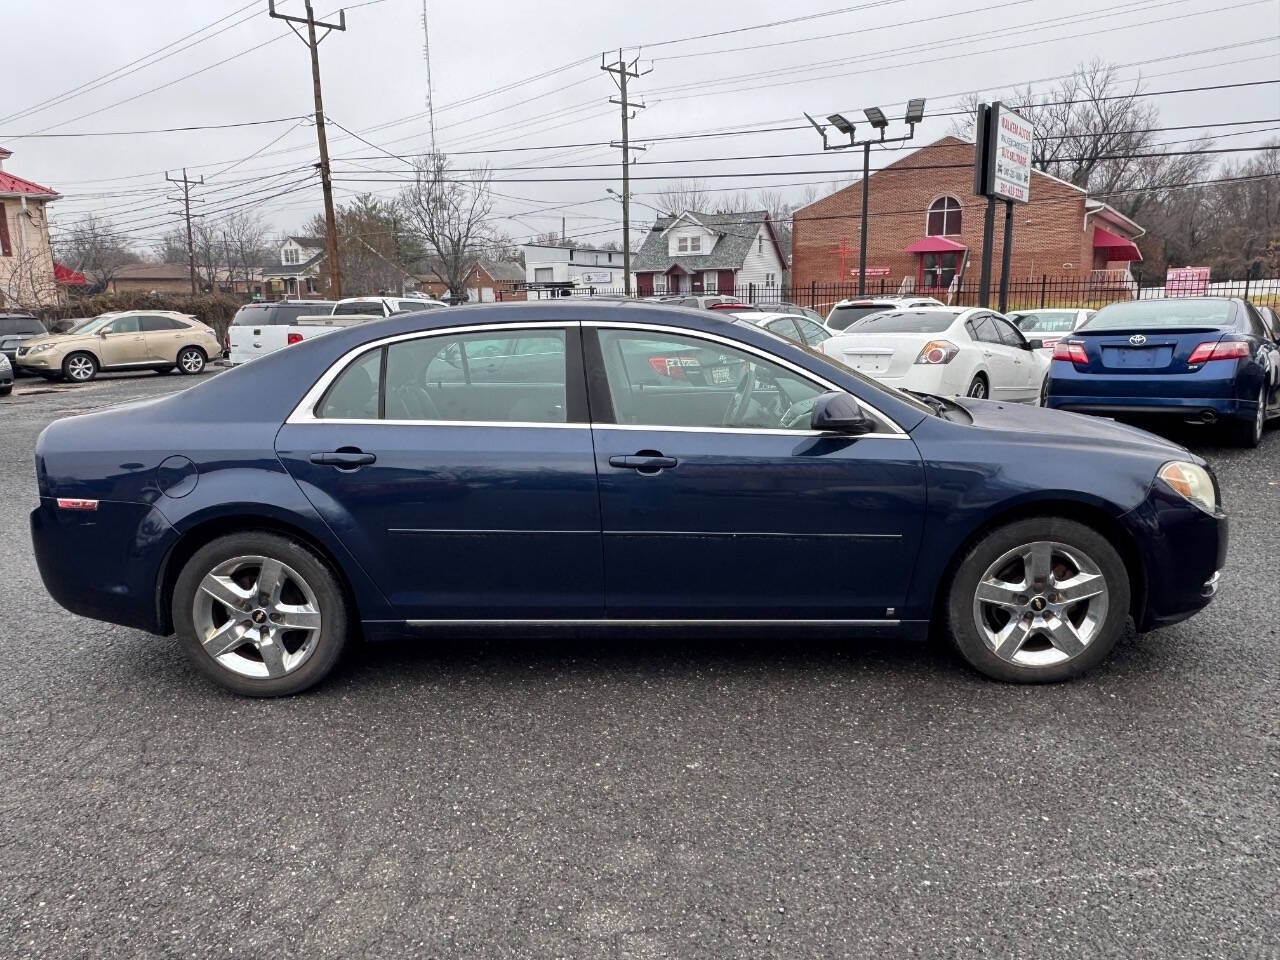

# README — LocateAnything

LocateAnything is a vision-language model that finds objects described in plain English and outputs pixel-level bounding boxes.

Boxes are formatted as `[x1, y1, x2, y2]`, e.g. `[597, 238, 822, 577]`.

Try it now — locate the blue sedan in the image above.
[30, 302, 1227, 695]
[1045, 297, 1280, 446]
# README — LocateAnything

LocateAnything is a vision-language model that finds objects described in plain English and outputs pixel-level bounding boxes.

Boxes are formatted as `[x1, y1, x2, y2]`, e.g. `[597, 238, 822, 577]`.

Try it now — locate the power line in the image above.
[0, 115, 310, 139]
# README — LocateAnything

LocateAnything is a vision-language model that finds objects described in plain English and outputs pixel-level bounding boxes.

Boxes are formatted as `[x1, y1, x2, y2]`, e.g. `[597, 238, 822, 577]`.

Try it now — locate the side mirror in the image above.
[98, 329, 110, 338]
[1025, 338, 1043, 350]
[811, 391, 875, 435]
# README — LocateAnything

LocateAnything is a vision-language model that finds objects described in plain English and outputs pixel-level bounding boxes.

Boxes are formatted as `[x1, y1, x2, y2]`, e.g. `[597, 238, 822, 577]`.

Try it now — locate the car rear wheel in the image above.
[946, 517, 1130, 683]
[1230, 386, 1265, 448]
[0, 384, 11, 396]
[966, 374, 988, 399]
[173, 532, 349, 696]
[62, 352, 97, 383]
[1039, 376, 1049, 407]
[177, 347, 206, 375]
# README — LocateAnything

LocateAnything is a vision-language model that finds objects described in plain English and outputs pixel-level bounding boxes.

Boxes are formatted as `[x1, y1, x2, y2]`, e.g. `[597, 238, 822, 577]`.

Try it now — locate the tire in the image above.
[0, 384, 11, 396]
[62, 352, 98, 383]
[1039, 376, 1049, 407]
[946, 517, 1131, 683]
[155, 365, 175, 375]
[172, 532, 349, 696]
[176, 347, 206, 375]
[1229, 386, 1265, 448]
[966, 374, 989, 399]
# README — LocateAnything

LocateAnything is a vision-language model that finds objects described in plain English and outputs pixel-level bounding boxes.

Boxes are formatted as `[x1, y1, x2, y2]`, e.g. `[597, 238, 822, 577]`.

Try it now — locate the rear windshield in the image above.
[1012, 311, 1076, 333]
[826, 305, 895, 330]
[338, 302, 387, 317]
[844, 310, 958, 334]
[1083, 299, 1233, 330]
[0, 317, 45, 335]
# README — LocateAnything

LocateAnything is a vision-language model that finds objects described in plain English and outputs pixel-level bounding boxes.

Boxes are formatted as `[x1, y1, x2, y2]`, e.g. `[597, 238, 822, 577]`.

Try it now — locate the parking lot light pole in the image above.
[805, 99, 925, 296]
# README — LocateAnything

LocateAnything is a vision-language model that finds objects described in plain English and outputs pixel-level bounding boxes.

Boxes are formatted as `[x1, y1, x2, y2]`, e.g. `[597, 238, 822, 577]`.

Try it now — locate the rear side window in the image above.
[764, 317, 802, 342]
[140, 316, 184, 332]
[795, 318, 830, 346]
[991, 317, 1026, 348]
[317, 349, 383, 419]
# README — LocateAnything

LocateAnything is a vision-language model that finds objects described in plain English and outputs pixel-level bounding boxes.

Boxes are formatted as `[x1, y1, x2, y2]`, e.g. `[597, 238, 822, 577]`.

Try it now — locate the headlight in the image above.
[28, 343, 55, 354]
[1158, 461, 1217, 514]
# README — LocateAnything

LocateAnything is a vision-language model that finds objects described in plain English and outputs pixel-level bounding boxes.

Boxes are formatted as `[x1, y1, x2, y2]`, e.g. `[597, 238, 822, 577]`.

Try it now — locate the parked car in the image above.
[663, 295, 754, 312]
[332, 295, 449, 317]
[0, 351, 12, 396]
[825, 296, 946, 331]
[14, 311, 221, 383]
[821, 308, 1049, 402]
[1259, 306, 1280, 392]
[729, 311, 831, 348]
[753, 301, 826, 324]
[1008, 308, 1095, 356]
[31, 302, 1226, 696]
[228, 300, 337, 365]
[1044, 297, 1280, 446]
[0, 311, 47, 368]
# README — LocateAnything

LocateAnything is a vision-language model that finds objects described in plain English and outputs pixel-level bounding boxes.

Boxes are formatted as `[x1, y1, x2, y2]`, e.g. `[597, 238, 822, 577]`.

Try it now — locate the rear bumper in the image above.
[1047, 395, 1253, 422]
[31, 497, 178, 634]
[1123, 482, 1228, 632]
[868, 364, 968, 397]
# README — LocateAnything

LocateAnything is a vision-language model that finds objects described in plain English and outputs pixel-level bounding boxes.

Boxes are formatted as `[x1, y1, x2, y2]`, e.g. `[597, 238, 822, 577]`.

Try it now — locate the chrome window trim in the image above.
[586, 319, 908, 437]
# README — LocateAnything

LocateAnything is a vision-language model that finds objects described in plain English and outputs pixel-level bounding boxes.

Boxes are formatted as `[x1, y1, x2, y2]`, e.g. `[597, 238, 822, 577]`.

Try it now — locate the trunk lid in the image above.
[1072, 326, 1226, 375]
[825, 332, 936, 377]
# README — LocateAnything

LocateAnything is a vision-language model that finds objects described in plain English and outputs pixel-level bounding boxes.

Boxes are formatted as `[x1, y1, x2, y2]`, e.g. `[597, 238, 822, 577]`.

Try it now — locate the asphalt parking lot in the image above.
[2, 369, 1277, 959]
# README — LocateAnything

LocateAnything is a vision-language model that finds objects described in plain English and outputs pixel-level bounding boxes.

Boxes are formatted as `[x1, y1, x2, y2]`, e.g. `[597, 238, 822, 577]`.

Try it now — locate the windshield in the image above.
[844, 310, 958, 334]
[1083, 299, 1233, 330]
[1012, 310, 1077, 333]
[0, 317, 44, 336]
[826, 305, 897, 331]
[68, 315, 117, 334]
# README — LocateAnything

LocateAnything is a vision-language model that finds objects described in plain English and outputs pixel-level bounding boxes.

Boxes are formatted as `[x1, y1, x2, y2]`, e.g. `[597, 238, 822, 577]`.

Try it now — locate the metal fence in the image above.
[530, 275, 1280, 316]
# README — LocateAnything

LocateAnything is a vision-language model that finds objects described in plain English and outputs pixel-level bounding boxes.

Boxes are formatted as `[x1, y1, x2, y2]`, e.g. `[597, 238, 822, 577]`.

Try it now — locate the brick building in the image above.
[791, 136, 1144, 297]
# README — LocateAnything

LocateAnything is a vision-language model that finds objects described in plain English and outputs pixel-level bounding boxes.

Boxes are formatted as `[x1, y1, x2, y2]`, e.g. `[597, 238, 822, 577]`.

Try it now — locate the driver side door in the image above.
[586, 323, 926, 621]
[97, 315, 147, 368]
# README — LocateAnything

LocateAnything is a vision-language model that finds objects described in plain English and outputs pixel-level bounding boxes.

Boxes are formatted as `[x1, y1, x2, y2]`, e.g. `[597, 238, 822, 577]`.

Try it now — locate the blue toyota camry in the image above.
[1045, 297, 1280, 446]
[31, 302, 1227, 695]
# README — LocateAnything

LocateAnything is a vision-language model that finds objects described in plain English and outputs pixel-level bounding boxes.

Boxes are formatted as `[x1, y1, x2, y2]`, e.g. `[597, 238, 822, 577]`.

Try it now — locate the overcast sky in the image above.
[4, 0, 1277, 253]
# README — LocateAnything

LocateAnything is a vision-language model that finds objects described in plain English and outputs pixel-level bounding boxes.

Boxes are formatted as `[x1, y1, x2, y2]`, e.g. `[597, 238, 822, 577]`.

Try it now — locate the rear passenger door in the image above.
[275, 321, 603, 620]
[140, 315, 187, 362]
[967, 313, 1021, 400]
[990, 315, 1041, 401]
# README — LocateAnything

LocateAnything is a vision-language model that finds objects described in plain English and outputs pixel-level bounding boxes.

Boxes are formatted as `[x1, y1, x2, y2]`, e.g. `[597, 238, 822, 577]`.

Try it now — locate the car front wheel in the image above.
[946, 517, 1130, 683]
[966, 374, 988, 399]
[173, 532, 349, 696]
[62, 352, 98, 383]
[177, 347, 206, 375]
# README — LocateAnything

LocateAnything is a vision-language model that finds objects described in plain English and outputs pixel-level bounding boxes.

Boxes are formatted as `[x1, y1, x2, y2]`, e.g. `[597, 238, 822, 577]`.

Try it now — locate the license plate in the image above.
[709, 364, 733, 384]
[847, 354, 890, 374]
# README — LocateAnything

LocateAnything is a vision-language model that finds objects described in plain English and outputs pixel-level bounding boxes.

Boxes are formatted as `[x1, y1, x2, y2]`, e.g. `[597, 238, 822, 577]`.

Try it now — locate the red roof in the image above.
[0, 147, 59, 198]
[906, 235, 967, 254]
[54, 262, 88, 286]
[1093, 226, 1142, 262]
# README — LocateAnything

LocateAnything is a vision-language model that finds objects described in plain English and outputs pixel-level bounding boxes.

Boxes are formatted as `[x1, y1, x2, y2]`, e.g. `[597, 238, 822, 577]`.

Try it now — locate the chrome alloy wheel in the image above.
[971, 540, 1109, 668]
[66, 355, 95, 381]
[1255, 386, 1266, 442]
[192, 555, 322, 679]
[179, 348, 204, 373]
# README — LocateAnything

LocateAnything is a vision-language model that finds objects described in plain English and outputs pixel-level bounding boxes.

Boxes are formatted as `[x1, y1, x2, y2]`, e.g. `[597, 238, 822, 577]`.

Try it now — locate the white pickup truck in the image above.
[228, 296, 447, 365]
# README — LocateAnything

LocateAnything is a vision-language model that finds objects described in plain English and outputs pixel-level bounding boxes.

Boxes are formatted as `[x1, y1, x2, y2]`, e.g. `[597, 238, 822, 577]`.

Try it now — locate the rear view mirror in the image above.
[811, 391, 874, 435]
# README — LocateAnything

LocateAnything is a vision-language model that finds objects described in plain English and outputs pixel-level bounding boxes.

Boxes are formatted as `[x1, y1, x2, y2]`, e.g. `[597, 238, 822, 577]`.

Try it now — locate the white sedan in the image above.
[820, 307, 1050, 403]
[1007, 308, 1094, 359]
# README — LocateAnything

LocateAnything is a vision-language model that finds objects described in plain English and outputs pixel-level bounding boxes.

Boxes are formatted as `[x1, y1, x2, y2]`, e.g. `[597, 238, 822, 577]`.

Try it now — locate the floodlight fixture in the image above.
[904, 98, 927, 126]
[863, 106, 888, 130]
[826, 113, 855, 136]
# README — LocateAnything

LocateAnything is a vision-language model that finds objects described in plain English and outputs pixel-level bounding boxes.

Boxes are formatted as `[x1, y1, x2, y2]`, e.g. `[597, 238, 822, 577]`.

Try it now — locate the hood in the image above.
[18, 332, 92, 349]
[952, 396, 1195, 459]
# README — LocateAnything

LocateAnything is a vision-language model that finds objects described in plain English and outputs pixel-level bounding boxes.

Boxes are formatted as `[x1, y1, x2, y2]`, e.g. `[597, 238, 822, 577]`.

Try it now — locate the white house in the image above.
[519, 243, 627, 297]
[261, 236, 327, 298]
[632, 210, 788, 298]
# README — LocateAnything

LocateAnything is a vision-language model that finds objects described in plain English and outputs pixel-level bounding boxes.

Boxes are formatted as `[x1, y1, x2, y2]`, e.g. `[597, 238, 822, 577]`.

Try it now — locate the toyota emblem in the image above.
[1129, 334, 1147, 345]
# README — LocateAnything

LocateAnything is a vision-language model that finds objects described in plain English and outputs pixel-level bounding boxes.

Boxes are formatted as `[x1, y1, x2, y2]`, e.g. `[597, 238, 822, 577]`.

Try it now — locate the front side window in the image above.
[991, 317, 1027, 348]
[764, 317, 802, 342]
[596, 328, 826, 431]
[795, 318, 831, 346]
[926, 196, 962, 236]
[107, 316, 141, 334]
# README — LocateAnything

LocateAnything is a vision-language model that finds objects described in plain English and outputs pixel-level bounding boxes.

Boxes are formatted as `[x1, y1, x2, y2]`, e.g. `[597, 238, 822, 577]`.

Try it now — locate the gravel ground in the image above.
[1, 369, 1277, 959]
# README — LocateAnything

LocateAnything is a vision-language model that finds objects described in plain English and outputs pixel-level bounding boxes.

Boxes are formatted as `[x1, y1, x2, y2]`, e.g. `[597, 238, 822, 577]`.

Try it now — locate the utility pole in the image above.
[602, 50, 651, 297]
[166, 168, 204, 297]
[270, 0, 346, 299]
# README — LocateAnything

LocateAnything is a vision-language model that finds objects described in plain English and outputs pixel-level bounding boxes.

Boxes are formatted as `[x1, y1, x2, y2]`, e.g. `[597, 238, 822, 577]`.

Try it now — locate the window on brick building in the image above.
[926, 196, 962, 236]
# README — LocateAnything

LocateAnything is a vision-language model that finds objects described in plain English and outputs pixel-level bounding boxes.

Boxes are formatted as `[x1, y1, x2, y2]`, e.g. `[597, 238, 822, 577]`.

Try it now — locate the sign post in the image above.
[973, 101, 1034, 310]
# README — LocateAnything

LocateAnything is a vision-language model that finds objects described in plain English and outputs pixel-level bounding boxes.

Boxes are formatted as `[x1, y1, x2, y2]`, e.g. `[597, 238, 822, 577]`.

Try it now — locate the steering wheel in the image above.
[779, 395, 818, 430]
[724, 362, 759, 425]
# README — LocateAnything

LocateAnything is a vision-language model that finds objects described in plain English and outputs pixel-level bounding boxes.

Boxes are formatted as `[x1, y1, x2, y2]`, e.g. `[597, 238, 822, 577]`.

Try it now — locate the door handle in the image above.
[310, 449, 376, 468]
[609, 453, 677, 473]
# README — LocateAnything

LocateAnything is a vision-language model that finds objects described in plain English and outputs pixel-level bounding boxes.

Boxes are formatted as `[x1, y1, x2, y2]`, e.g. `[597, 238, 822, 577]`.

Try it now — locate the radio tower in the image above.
[421, 0, 438, 153]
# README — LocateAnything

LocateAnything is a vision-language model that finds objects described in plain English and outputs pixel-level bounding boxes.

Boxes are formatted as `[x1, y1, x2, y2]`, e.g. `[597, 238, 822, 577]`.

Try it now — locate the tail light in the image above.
[1187, 340, 1249, 364]
[287, 333, 304, 345]
[913, 340, 958, 364]
[1052, 341, 1089, 365]
[648, 355, 697, 378]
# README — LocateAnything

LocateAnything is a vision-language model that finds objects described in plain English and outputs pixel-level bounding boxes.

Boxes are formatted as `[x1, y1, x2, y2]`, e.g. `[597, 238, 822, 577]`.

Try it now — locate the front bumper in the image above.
[1124, 481, 1228, 631]
[30, 497, 178, 634]
[15, 351, 56, 372]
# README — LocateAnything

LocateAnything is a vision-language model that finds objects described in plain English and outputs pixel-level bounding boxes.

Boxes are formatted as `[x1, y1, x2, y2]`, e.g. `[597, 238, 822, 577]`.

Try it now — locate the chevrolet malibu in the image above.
[31, 302, 1227, 696]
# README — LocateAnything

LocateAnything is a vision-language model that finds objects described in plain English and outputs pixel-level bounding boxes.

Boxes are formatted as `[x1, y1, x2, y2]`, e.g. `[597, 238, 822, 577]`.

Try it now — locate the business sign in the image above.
[1166, 266, 1211, 295]
[974, 101, 1034, 203]
[851, 267, 891, 277]
[578, 271, 614, 283]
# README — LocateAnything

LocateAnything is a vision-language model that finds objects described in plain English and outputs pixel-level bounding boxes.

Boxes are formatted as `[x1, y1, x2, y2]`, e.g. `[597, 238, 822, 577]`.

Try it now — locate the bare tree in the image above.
[655, 178, 709, 215]
[218, 210, 271, 291]
[399, 153, 495, 298]
[51, 214, 139, 293]
[0, 243, 60, 308]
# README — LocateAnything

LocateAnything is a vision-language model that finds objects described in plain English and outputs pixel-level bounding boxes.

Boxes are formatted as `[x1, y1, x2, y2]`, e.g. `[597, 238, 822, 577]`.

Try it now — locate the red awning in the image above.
[1093, 226, 1143, 262]
[53, 262, 88, 285]
[906, 236, 966, 254]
